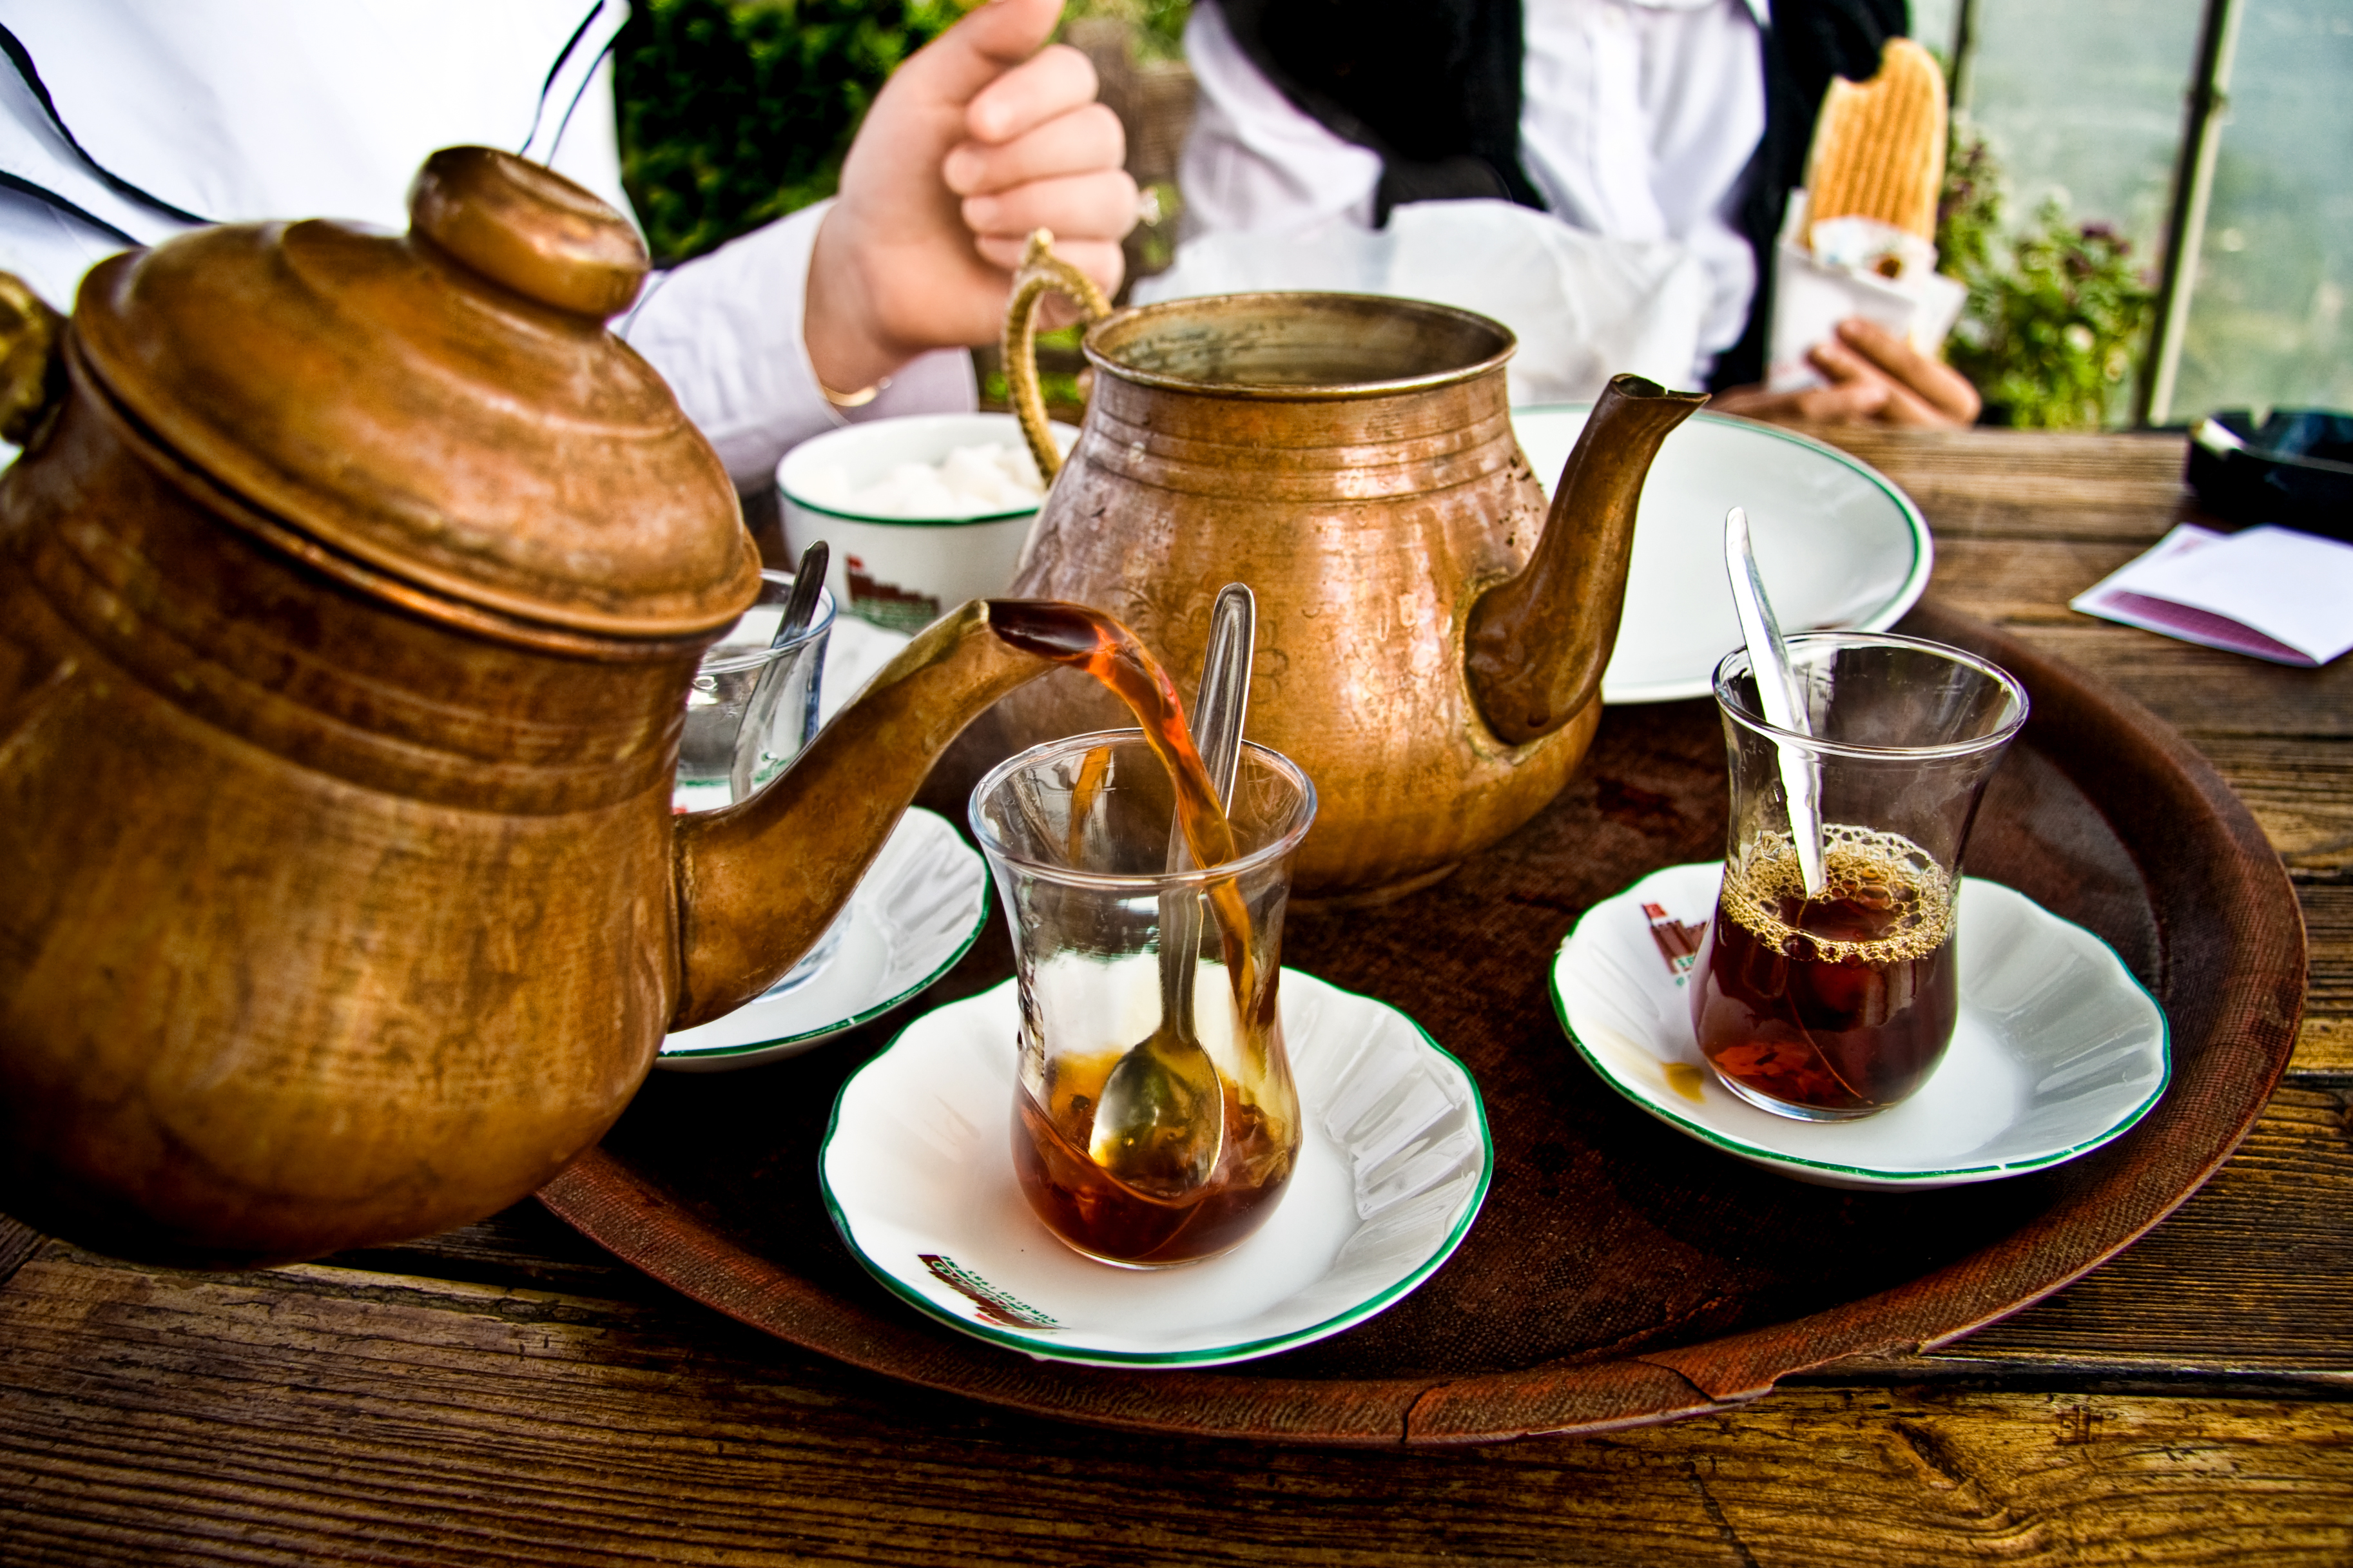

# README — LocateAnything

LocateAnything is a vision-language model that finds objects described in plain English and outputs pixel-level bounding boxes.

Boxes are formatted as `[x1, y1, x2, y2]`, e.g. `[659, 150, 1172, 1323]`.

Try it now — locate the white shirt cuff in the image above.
[619, 197, 976, 491]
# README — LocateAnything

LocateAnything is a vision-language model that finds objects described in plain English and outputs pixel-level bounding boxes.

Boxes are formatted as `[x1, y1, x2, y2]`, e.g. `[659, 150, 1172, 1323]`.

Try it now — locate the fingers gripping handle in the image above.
[1001, 229, 1110, 482]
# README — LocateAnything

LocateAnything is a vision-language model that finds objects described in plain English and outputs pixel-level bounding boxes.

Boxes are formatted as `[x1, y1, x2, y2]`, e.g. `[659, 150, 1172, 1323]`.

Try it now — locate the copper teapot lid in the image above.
[71, 146, 757, 639]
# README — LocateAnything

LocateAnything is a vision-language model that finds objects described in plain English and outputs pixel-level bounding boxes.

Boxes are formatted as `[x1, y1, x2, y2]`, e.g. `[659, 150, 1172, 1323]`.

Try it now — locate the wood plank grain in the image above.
[321, 1205, 643, 1298]
[1923, 536, 2154, 626]
[2176, 740, 2353, 873]
[2298, 1020, 2353, 1076]
[1, 1252, 2347, 1567]
[1793, 426, 2192, 545]
[1936, 622, 2353, 739]
[1929, 1087, 2353, 1376]
[0, 1214, 41, 1290]
[1805, 426, 2187, 489]
[2294, 880, 2353, 1028]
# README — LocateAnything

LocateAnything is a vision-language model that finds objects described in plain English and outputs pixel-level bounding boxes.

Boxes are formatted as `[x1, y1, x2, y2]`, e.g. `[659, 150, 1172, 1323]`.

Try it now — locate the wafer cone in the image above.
[1803, 38, 1948, 245]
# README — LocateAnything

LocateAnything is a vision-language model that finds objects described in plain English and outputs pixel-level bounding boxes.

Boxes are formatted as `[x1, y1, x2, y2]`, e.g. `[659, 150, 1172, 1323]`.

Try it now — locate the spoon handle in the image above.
[1193, 583, 1257, 809]
[771, 541, 830, 651]
[1723, 508, 1826, 897]
[1161, 584, 1257, 1014]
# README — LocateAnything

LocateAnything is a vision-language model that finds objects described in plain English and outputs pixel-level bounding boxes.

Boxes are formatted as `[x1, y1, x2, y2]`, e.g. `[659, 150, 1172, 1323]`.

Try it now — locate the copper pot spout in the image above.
[1466, 374, 1709, 745]
[670, 601, 1055, 1028]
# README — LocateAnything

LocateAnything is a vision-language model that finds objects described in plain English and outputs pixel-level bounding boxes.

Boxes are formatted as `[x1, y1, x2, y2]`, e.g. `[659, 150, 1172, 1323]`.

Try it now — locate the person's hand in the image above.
[1712, 318, 1981, 428]
[804, 0, 1137, 396]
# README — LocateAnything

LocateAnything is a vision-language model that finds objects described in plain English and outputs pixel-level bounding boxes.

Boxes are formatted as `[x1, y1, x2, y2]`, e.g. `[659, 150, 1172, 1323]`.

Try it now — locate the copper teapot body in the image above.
[0, 367, 690, 1261]
[0, 152, 1058, 1266]
[998, 272, 1705, 900]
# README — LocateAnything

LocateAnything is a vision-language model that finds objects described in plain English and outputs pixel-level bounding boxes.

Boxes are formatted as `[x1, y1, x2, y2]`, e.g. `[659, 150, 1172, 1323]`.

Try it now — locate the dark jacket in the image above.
[1215, 0, 1909, 388]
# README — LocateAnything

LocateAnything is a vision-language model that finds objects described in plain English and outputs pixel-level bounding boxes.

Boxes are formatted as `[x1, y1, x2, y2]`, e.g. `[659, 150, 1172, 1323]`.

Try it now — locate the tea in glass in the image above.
[1691, 634, 2028, 1120]
[971, 730, 1317, 1267]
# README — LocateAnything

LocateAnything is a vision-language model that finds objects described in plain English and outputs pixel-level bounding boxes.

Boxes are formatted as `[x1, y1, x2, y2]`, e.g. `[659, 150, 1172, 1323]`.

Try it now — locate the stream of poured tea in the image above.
[986, 602, 1296, 1263]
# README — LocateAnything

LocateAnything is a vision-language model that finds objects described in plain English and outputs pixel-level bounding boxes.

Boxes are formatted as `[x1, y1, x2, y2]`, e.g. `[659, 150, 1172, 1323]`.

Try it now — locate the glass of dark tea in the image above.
[969, 730, 1317, 1267]
[1692, 633, 2029, 1120]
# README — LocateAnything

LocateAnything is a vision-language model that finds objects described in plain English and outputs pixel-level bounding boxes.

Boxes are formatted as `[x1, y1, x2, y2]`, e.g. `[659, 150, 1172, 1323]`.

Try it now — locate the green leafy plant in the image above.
[1937, 129, 2157, 429]
[615, 0, 978, 266]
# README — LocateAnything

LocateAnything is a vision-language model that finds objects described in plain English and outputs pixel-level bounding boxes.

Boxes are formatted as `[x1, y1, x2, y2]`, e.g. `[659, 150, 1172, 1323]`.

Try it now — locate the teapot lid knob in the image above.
[407, 146, 648, 320]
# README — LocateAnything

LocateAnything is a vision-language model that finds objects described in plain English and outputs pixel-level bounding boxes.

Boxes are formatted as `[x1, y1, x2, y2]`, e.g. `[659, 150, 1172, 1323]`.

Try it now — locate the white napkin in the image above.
[1134, 200, 1712, 402]
[1765, 203, 1969, 393]
[2071, 523, 2353, 666]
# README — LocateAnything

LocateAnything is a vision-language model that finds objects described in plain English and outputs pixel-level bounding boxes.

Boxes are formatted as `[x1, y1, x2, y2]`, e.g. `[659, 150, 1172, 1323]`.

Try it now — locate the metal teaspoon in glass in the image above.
[1087, 583, 1257, 1192]
[1723, 507, 1826, 897]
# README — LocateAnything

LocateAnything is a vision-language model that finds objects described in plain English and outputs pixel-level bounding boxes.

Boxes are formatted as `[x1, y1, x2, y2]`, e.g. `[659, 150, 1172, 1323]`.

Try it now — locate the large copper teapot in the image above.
[0, 150, 1070, 1266]
[995, 238, 1705, 901]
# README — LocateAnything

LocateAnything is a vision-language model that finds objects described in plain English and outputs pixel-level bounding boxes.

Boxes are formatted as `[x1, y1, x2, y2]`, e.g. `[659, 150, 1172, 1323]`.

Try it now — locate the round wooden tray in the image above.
[539, 605, 2307, 1444]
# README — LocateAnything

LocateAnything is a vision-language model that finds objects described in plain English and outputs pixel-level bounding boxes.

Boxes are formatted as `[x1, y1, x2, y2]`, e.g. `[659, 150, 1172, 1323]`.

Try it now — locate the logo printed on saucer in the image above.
[920, 1253, 1061, 1330]
[1643, 902, 1707, 983]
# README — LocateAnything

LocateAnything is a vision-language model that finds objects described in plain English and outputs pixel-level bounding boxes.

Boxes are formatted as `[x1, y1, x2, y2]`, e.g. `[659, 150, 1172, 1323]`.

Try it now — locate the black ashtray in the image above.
[2186, 409, 2353, 542]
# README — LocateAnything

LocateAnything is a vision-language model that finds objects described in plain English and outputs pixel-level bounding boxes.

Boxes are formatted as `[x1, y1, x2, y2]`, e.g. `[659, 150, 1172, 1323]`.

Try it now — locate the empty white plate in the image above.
[1551, 863, 2169, 1189]
[820, 971, 1492, 1366]
[1513, 406, 1933, 704]
[655, 807, 989, 1071]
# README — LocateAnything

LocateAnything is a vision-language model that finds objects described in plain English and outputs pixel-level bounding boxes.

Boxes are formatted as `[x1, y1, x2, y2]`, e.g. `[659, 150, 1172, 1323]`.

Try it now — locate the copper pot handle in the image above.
[1000, 229, 1110, 483]
[0, 272, 66, 452]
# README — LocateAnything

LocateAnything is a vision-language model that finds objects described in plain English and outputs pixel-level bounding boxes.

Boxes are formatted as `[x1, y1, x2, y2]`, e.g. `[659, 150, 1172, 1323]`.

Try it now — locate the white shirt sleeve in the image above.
[0, 0, 629, 235]
[0, 0, 975, 487]
[1518, 0, 1766, 369]
[619, 198, 975, 492]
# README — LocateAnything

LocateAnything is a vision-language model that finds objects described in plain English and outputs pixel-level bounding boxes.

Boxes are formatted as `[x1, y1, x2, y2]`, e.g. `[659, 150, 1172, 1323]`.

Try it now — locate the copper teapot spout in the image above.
[670, 601, 1055, 1028]
[1466, 374, 1708, 746]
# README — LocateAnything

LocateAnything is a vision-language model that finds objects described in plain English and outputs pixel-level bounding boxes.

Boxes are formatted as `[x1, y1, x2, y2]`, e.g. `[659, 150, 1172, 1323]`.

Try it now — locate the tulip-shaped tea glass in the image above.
[673, 566, 841, 992]
[673, 566, 835, 811]
[1692, 632, 2029, 1120]
[971, 730, 1317, 1267]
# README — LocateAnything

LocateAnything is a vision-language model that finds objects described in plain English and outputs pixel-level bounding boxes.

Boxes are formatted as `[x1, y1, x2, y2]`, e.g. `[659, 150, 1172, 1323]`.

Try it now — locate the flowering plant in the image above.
[1938, 130, 2157, 429]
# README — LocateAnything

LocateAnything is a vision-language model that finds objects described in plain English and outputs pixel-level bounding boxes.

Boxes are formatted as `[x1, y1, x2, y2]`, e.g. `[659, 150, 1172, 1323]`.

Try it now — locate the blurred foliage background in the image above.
[616, 0, 1186, 266]
[615, 0, 975, 266]
[1937, 127, 2156, 429]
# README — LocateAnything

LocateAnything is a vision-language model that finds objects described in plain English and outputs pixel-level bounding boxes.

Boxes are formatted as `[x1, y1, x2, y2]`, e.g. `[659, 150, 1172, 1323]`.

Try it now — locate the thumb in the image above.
[888, 0, 1065, 107]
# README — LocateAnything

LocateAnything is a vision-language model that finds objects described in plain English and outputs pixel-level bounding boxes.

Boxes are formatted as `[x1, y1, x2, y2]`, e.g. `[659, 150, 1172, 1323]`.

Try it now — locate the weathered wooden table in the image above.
[4, 429, 2348, 1563]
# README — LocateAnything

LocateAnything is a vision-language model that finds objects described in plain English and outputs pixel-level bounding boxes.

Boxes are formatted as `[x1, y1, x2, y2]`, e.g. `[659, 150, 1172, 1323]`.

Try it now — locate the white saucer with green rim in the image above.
[1551, 862, 2170, 1190]
[1512, 405, 1933, 704]
[655, 807, 987, 1072]
[819, 971, 1492, 1367]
